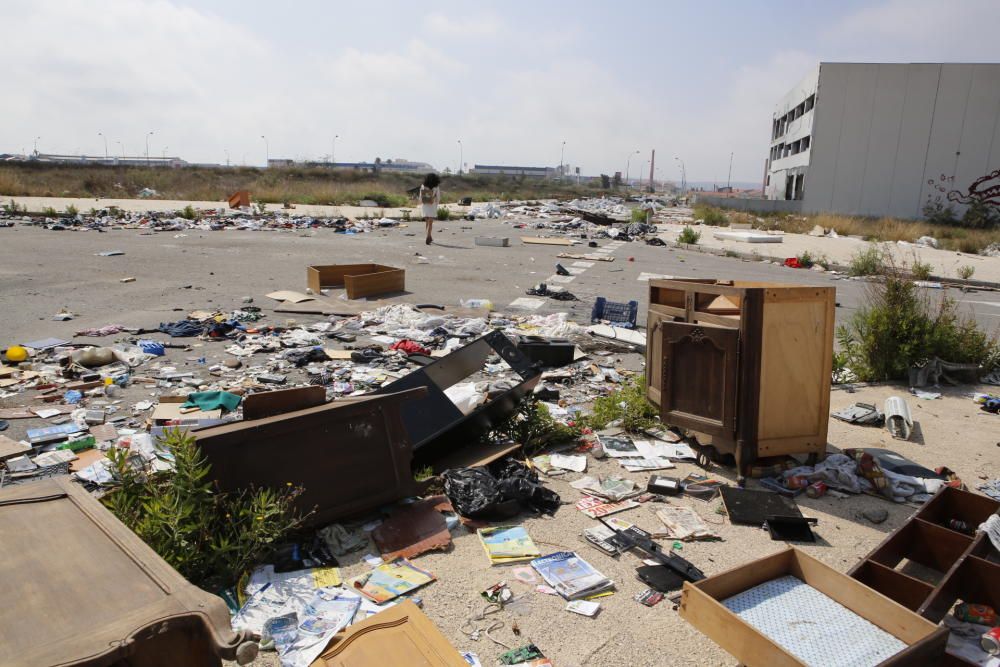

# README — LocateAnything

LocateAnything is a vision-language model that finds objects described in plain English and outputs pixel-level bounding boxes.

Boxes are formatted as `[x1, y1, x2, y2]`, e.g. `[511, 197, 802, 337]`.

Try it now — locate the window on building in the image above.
[801, 136, 811, 151]
[804, 94, 815, 112]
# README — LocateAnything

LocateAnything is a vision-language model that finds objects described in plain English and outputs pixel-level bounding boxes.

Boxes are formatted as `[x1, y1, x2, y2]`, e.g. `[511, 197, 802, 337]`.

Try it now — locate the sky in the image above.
[2, 0, 998, 183]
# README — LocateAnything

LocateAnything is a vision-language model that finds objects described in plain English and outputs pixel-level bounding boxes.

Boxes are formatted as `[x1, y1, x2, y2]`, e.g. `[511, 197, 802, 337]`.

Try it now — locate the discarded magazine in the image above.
[347, 558, 435, 604]
[530, 551, 614, 600]
[478, 525, 541, 565]
[655, 507, 719, 541]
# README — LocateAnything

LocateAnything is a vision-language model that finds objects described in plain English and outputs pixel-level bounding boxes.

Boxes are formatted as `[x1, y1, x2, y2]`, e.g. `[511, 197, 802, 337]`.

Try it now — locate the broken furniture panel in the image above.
[306, 263, 405, 299]
[227, 190, 250, 208]
[680, 547, 948, 667]
[311, 600, 468, 666]
[647, 279, 835, 479]
[375, 330, 540, 464]
[195, 389, 425, 526]
[0, 477, 256, 667]
[848, 486, 1000, 648]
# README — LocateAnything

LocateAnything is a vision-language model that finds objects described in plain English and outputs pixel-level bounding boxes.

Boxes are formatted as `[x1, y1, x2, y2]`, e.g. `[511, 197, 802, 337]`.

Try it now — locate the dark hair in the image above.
[423, 172, 441, 188]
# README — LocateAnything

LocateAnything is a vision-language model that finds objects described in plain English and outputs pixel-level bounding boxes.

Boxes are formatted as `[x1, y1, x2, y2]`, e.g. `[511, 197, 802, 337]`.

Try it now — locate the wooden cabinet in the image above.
[646, 279, 835, 478]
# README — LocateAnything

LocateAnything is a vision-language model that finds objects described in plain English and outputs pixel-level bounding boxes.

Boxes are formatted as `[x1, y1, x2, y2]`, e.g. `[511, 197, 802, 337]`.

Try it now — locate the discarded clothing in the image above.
[284, 347, 329, 367]
[443, 458, 560, 519]
[390, 340, 432, 356]
[74, 324, 128, 336]
[182, 391, 242, 413]
[157, 320, 204, 337]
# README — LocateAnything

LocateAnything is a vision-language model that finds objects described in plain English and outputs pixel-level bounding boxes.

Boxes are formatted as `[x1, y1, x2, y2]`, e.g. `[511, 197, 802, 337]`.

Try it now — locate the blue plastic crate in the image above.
[591, 297, 638, 329]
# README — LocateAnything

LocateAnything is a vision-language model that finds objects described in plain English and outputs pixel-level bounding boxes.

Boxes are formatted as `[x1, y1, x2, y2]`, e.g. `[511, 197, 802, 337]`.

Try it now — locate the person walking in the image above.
[419, 172, 441, 245]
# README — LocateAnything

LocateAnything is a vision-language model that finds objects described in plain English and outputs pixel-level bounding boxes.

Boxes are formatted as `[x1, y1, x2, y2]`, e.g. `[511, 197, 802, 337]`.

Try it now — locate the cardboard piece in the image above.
[372, 496, 453, 561]
[150, 402, 221, 423]
[306, 264, 405, 300]
[266, 290, 315, 303]
[228, 190, 250, 208]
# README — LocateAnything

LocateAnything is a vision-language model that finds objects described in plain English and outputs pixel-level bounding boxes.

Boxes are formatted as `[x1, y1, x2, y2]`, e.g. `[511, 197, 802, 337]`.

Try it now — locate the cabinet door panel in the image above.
[659, 322, 739, 437]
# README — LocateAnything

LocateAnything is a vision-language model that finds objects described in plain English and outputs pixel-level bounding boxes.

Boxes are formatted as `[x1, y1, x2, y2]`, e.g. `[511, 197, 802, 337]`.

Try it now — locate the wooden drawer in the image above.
[680, 547, 949, 667]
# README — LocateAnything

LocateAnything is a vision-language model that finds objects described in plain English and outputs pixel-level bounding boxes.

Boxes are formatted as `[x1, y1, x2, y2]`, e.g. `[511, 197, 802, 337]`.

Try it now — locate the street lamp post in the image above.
[624, 149, 639, 188]
[332, 135, 338, 165]
[674, 156, 686, 194]
[727, 151, 733, 190]
[224, 149, 230, 167]
[457, 139, 463, 174]
[560, 141, 566, 178]
[98, 132, 108, 159]
[261, 135, 269, 166]
[145, 131, 154, 165]
[116, 141, 124, 159]
[33, 136, 40, 155]
[162, 146, 168, 159]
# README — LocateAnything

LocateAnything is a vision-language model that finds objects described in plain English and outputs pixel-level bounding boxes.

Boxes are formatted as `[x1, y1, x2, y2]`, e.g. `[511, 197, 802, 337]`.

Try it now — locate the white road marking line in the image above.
[571, 261, 595, 268]
[547, 275, 576, 283]
[637, 272, 673, 281]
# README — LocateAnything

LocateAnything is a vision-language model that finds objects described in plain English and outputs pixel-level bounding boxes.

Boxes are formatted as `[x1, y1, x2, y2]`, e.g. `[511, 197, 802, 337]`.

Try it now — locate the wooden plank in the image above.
[850, 560, 934, 612]
[756, 295, 832, 443]
[243, 386, 326, 420]
[432, 441, 521, 473]
[693, 547, 794, 599]
[689, 312, 741, 329]
[680, 580, 803, 667]
[521, 236, 576, 246]
[344, 266, 405, 299]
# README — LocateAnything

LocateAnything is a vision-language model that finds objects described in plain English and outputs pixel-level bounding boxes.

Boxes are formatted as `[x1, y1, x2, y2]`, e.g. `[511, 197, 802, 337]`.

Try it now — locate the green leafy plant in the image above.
[65, 204, 79, 216]
[486, 396, 582, 455]
[910, 259, 933, 281]
[178, 204, 199, 220]
[836, 267, 999, 381]
[796, 251, 815, 268]
[436, 207, 451, 221]
[583, 376, 659, 433]
[101, 429, 303, 590]
[957, 264, 975, 280]
[42, 206, 57, 216]
[678, 226, 701, 244]
[693, 204, 727, 226]
[923, 198, 958, 226]
[848, 244, 885, 277]
[631, 208, 650, 223]
[961, 199, 999, 230]
[360, 191, 408, 208]
[2, 199, 26, 214]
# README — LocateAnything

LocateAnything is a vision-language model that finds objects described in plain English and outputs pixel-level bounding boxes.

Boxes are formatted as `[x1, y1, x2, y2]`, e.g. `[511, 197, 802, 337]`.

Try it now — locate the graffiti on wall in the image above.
[926, 169, 1000, 210]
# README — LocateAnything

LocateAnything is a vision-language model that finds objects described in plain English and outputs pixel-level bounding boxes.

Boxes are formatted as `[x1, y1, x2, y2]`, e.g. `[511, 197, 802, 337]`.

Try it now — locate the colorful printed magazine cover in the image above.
[530, 551, 613, 600]
[478, 525, 541, 564]
[348, 557, 436, 603]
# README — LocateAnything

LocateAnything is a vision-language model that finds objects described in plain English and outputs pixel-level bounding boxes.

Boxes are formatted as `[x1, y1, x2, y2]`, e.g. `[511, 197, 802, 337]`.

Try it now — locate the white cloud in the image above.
[424, 12, 502, 37]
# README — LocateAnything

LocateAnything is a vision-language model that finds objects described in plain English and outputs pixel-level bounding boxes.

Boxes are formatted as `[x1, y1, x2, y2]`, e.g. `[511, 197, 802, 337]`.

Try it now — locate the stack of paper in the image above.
[531, 551, 614, 600]
[655, 507, 719, 541]
[570, 475, 638, 501]
[478, 526, 541, 565]
[576, 495, 639, 519]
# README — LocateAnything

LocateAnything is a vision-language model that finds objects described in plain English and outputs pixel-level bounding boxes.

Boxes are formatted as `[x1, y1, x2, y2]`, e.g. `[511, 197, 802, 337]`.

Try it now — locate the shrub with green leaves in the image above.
[360, 191, 408, 208]
[957, 264, 975, 280]
[693, 205, 727, 226]
[486, 396, 582, 455]
[910, 259, 933, 281]
[178, 204, 198, 220]
[631, 208, 650, 223]
[101, 429, 303, 590]
[65, 204, 79, 216]
[436, 207, 451, 221]
[678, 226, 701, 244]
[849, 244, 885, 277]
[836, 271, 999, 381]
[796, 251, 815, 268]
[583, 376, 659, 433]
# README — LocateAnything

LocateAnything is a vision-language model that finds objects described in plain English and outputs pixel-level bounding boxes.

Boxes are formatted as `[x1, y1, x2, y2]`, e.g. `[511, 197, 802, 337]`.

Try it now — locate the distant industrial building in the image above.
[763, 62, 1000, 219]
[5, 152, 188, 168]
[296, 158, 434, 172]
[469, 164, 556, 179]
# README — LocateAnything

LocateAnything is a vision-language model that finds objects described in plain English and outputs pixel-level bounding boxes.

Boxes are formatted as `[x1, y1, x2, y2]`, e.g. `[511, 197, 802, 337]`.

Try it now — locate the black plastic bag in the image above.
[443, 457, 560, 519]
